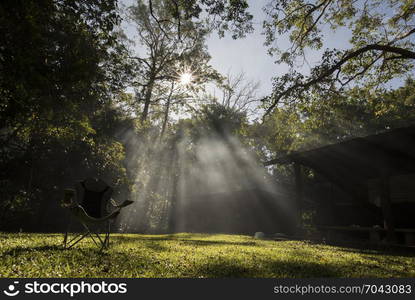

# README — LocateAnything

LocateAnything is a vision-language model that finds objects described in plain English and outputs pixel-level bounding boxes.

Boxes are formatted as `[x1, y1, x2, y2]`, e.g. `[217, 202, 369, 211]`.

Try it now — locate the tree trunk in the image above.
[160, 82, 174, 139]
[167, 147, 179, 233]
[140, 78, 155, 122]
[293, 163, 304, 235]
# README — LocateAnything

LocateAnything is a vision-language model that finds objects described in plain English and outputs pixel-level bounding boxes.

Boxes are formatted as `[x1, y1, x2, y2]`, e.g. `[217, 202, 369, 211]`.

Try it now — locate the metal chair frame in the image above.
[62, 178, 132, 251]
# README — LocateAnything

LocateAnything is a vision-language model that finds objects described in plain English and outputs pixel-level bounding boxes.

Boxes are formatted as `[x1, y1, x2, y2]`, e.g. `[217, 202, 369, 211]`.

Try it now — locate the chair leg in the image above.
[63, 215, 72, 249]
[89, 232, 100, 247]
[93, 231, 105, 247]
[104, 221, 111, 248]
[97, 226, 108, 252]
[63, 230, 68, 248]
[65, 223, 95, 249]
[66, 231, 89, 249]
[81, 223, 103, 248]
[64, 219, 113, 251]
[107, 222, 111, 247]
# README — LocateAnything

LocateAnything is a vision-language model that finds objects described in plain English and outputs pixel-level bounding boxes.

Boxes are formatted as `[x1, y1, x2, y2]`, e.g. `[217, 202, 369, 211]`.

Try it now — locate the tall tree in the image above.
[0, 0, 134, 230]
[147, 0, 254, 39]
[127, 0, 220, 122]
[216, 70, 261, 118]
[261, 0, 415, 116]
[254, 78, 415, 162]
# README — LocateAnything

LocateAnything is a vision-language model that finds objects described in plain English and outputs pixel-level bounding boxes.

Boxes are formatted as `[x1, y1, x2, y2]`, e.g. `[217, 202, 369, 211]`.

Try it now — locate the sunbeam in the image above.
[117, 124, 297, 235]
[179, 72, 193, 85]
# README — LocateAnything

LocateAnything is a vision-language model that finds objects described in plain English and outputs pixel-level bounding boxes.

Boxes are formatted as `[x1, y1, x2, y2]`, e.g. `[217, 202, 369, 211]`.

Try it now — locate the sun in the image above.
[179, 72, 193, 85]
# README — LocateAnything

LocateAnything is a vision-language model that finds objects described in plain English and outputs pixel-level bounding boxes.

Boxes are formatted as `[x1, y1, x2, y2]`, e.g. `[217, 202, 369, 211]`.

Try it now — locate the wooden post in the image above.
[293, 163, 303, 235]
[375, 147, 396, 243]
[380, 169, 395, 242]
[327, 182, 335, 225]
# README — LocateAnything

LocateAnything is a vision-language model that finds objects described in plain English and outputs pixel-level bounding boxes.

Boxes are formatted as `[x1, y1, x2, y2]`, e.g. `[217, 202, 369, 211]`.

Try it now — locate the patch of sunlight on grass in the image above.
[0, 232, 414, 278]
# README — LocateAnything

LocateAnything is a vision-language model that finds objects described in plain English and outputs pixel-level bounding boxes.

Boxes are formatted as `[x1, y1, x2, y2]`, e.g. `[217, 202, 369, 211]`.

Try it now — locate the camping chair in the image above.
[61, 178, 133, 251]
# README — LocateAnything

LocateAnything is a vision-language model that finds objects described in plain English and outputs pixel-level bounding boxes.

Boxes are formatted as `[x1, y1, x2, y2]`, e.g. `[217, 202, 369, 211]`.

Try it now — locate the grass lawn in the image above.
[0, 233, 414, 278]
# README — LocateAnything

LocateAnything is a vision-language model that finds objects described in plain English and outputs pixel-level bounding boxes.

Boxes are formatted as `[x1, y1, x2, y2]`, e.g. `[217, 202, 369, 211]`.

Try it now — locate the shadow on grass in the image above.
[2, 245, 64, 256]
[116, 234, 415, 259]
[114, 235, 257, 248]
[288, 246, 412, 277]
[193, 246, 412, 278]
[2, 244, 115, 257]
[310, 239, 415, 258]
[194, 259, 341, 278]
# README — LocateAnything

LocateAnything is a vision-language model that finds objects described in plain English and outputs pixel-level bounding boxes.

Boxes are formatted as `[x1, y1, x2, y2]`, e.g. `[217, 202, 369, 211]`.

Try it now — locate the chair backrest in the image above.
[62, 189, 76, 207]
[77, 178, 113, 218]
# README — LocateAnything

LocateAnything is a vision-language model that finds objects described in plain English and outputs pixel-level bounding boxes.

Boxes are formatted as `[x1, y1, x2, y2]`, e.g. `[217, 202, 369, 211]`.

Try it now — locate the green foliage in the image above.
[256, 78, 415, 161]
[147, 0, 254, 39]
[0, 0, 135, 230]
[3, 0, 415, 236]
[248, 78, 415, 184]
[128, 0, 222, 122]
[189, 103, 249, 138]
[0, 0, 255, 232]
[262, 0, 415, 115]
[1, 233, 414, 277]
[0, 0, 132, 129]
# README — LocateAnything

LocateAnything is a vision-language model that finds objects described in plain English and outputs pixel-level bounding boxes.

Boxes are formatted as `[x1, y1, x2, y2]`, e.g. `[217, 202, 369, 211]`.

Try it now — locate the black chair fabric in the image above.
[80, 182, 109, 218]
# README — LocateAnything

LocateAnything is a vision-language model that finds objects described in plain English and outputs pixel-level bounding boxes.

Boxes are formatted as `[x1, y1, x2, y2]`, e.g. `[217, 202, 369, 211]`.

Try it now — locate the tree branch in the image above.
[149, 0, 171, 38]
[264, 43, 415, 118]
[291, 0, 332, 54]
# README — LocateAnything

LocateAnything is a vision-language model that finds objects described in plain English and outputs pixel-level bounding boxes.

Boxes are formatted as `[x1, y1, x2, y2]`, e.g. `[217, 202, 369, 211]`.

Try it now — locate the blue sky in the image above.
[120, 0, 288, 97]
[205, 0, 279, 97]
[205, 0, 354, 97]
[121, 0, 355, 98]
[121, 0, 413, 101]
